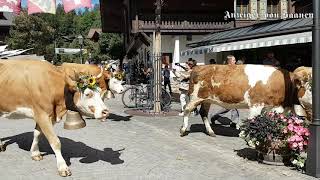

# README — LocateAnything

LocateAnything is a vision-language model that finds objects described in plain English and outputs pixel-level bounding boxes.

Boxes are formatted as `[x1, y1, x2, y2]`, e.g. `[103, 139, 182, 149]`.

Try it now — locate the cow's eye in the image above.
[85, 92, 93, 98]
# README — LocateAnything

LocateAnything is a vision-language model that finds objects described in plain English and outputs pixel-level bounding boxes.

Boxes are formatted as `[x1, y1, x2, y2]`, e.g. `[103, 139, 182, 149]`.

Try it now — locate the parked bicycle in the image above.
[121, 83, 171, 110]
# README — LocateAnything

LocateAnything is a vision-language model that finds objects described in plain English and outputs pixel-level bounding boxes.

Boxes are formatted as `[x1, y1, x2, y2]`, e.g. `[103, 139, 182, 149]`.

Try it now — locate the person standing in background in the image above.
[262, 52, 280, 67]
[173, 58, 198, 116]
[163, 65, 172, 94]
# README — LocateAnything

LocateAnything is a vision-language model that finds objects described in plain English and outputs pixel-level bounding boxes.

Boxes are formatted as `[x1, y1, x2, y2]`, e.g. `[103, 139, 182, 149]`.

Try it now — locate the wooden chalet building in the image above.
[100, 0, 300, 66]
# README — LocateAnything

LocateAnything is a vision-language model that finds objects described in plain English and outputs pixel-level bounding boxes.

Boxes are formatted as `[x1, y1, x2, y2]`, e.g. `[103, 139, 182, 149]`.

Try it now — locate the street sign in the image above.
[55, 48, 87, 55]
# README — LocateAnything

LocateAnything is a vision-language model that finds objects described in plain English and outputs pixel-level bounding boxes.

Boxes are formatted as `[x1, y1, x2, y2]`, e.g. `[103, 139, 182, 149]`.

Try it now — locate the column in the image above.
[249, 0, 258, 20]
[259, 0, 267, 20]
[280, 0, 288, 19]
[172, 36, 180, 70]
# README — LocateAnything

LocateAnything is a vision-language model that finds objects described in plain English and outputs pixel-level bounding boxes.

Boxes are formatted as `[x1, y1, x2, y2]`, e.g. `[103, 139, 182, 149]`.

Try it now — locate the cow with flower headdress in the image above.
[0, 60, 108, 176]
[59, 63, 125, 100]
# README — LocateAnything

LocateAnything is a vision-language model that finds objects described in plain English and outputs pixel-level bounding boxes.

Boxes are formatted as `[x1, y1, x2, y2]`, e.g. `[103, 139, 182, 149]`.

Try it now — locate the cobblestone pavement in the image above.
[0, 95, 317, 180]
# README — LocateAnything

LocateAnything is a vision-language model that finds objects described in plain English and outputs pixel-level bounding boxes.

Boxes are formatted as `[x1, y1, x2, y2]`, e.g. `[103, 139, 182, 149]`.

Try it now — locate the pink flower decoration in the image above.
[294, 119, 303, 124]
[299, 146, 304, 151]
[288, 124, 294, 131]
[288, 136, 295, 143]
[305, 130, 310, 136]
[304, 141, 308, 145]
[292, 142, 298, 148]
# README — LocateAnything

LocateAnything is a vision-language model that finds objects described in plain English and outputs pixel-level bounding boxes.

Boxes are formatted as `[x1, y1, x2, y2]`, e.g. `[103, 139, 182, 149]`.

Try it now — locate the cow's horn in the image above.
[95, 66, 103, 79]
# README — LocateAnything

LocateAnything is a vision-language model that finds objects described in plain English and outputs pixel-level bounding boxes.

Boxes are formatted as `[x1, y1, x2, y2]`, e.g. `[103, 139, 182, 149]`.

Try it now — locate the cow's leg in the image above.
[35, 112, 71, 177]
[180, 99, 204, 136]
[30, 124, 43, 161]
[271, 106, 284, 114]
[200, 102, 215, 137]
[0, 138, 4, 152]
[248, 105, 265, 119]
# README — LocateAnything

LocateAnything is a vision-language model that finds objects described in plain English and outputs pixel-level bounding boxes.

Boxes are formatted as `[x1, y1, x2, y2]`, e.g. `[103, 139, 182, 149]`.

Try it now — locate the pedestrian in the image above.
[209, 58, 216, 64]
[173, 58, 198, 116]
[211, 55, 240, 127]
[262, 52, 280, 67]
[163, 65, 172, 94]
[237, 56, 246, 64]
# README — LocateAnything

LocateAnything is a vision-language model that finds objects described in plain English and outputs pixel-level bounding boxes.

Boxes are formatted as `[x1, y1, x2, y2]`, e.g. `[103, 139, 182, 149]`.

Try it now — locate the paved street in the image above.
[0, 95, 316, 180]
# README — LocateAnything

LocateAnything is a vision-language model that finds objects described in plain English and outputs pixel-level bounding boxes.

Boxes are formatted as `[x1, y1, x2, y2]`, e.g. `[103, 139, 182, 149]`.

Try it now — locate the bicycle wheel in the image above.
[121, 87, 139, 108]
[161, 88, 172, 107]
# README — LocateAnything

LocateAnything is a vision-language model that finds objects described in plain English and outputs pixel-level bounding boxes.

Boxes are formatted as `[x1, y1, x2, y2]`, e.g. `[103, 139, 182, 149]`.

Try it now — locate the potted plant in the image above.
[239, 111, 310, 170]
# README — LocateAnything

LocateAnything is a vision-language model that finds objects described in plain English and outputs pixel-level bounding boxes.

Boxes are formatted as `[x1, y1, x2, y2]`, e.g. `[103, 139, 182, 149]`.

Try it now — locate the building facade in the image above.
[100, 0, 304, 67]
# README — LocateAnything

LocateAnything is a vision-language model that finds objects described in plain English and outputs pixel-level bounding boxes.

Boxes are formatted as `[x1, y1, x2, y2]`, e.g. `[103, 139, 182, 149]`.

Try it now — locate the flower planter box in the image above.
[257, 151, 285, 166]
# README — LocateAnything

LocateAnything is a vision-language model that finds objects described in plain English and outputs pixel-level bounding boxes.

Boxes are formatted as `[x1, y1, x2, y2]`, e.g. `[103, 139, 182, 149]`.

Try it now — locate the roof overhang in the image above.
[181, 31, 312, 56]
[126, 32, 152, 57]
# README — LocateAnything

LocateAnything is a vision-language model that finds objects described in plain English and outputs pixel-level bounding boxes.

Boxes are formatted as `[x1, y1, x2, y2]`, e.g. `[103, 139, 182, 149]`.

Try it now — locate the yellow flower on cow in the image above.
[114, 73, 123, 80]
[88, 77, 96, 86]
[77, 74, 98, 92]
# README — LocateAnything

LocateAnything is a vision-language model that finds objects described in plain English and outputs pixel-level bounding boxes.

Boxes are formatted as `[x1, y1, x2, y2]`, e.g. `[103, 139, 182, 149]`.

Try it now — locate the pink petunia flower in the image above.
[305, 130, 310, 136]
[288, 124, 294, 131]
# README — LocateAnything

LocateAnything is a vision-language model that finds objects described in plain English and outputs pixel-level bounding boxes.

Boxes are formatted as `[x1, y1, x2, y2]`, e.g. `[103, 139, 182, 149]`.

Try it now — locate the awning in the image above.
[181, 31, 312, 56]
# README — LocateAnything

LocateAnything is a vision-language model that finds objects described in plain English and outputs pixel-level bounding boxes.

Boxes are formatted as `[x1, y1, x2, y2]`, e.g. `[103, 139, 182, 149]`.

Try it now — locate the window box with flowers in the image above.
[239, 111, 310, 171]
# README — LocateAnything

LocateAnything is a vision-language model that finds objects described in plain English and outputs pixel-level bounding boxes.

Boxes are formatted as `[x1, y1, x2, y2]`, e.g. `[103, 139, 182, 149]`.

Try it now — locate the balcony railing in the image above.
[132, 20, 234, 33]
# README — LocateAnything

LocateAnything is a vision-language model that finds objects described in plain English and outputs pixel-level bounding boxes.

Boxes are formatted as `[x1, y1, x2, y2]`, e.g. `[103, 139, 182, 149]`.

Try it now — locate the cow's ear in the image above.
[65, 73, 78, 93]
[103, 71, 112, 80]
[293, 67, 311, 87]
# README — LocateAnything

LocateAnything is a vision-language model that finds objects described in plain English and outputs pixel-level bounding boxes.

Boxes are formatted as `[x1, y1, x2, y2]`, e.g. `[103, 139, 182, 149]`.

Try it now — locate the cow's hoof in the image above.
[58, 166, 72, 177]
[32, 155, 43, 161]
[0, 145, 5, 152]
[208, 131, 216, 137]
[180, 128, 188, 137]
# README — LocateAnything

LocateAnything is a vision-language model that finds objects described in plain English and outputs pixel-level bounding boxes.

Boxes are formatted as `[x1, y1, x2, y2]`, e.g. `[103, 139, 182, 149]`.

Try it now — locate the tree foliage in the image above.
[6, 5, 124, 64]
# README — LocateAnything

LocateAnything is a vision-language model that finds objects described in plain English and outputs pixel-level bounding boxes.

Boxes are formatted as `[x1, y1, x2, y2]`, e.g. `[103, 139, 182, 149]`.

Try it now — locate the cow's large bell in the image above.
[64, 111, 86, 130]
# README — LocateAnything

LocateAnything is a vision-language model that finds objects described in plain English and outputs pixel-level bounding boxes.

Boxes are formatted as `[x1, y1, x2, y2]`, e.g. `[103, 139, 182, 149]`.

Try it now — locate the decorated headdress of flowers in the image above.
[113, 72, 124, 80]
[77, 73, 99, 92]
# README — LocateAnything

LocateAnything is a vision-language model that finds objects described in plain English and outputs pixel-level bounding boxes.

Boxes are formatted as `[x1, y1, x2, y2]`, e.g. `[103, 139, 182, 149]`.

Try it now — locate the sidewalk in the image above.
[0, 95, 316, 180]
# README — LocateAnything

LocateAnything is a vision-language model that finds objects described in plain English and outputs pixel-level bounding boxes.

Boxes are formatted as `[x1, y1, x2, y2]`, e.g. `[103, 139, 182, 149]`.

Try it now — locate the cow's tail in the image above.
[282, 69, 299, 108]
[188, 69, 199, 96]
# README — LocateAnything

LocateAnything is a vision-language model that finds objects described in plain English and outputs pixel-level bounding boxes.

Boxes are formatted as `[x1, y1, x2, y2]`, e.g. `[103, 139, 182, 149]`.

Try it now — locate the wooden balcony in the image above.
[131, 19, 234, 33]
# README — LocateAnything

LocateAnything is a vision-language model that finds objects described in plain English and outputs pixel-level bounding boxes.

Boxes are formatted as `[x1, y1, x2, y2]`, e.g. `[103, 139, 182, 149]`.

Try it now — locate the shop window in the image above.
[162, 53, 172, 65]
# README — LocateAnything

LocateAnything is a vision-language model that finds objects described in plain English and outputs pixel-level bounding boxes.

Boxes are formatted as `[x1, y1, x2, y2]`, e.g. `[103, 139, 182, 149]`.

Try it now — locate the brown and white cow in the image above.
[0, 60, 108, 176]
[60, 63, 125, 99]
[180, 64, 305, 137]
[292, 66, 312, 120]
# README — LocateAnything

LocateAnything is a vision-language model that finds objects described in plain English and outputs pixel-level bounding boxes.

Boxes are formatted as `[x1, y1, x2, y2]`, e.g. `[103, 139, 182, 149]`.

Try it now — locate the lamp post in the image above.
[78, 35, 84, 64]
[153, 0, 163, 113]
[306, 0, 320, 177]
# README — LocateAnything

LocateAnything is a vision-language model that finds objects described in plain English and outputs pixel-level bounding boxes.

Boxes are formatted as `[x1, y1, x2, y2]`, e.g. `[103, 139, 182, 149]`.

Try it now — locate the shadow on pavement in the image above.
[188, 124, 240, 137]
[211, 115, 234, 125]
[108, 113, 133, 121]
[234, 148, 258, 161]
[2, 132, 125, 166]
